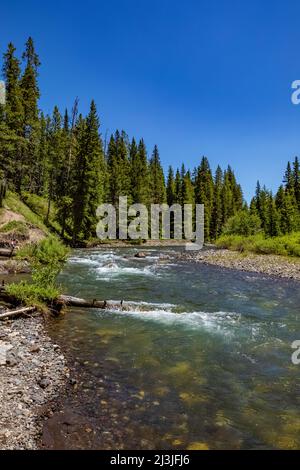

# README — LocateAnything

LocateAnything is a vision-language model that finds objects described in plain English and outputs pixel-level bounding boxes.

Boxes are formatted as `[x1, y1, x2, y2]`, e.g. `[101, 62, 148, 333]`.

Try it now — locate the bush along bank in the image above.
[2, 236, 69, 312]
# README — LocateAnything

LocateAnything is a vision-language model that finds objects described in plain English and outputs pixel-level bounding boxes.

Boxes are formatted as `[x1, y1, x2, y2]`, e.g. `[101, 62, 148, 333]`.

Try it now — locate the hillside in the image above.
[0, 192, 60, 274]
[0, 192, 50, 248]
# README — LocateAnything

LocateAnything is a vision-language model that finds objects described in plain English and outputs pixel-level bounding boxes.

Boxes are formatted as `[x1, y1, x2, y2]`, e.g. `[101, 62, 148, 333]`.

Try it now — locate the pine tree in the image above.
[279, 190, 299, 233]
[130, 138, 150, 205]
[195, 157, 214, 240]
[166, 166, 175, 206]
[149, 145, 166, 204]
[20, 37, 40, 133]
[293, 156, 300, 209]
[32, 112, 49, 195]
[107, 130, 131, 206]
[174, 168, 182, 204]
[211, 165, 223, 239]
[266, 193, 280, 237]
[1, 42, 25, 186]
[46, 106, 63, 223]
[72, 101, 104, 241]
[283, 161, 294, 191]
[182, 169, 194, 204]
[2, 42, 23, 134]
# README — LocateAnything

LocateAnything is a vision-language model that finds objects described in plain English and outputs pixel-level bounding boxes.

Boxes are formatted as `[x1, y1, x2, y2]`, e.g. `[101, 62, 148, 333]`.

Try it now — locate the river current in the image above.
[45, 247, 300, 449]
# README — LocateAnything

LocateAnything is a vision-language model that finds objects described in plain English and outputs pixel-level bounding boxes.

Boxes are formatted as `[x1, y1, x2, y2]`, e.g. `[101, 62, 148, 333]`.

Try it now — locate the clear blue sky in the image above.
[1, 0, 300, 201]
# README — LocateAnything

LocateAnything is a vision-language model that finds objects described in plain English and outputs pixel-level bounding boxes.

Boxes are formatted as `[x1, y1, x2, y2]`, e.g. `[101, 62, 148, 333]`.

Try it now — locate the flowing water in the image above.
[46, 247, 300, 449]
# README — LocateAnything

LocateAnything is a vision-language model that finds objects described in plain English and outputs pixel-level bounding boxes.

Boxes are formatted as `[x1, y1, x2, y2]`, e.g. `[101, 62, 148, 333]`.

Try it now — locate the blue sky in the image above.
[1, 0, 300, 201]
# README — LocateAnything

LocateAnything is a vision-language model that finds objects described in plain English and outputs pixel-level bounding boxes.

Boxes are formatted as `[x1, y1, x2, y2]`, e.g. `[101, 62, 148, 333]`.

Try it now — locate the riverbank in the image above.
[0, 314, 69, 449]
[181, 248, 300, 281]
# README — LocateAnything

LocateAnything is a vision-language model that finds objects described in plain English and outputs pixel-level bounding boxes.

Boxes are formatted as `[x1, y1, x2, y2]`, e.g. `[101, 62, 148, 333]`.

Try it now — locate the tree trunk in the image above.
[57, 295, 123, 310]
[0, 306, 36, 320]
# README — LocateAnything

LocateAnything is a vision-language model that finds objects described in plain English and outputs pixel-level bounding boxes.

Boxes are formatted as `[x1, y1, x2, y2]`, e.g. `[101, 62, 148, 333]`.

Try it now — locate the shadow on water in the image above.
[44, 247, 300, 449]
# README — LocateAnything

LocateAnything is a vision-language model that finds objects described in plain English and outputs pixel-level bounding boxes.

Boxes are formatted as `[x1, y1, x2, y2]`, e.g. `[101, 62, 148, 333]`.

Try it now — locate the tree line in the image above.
[0, 38, 299, 243]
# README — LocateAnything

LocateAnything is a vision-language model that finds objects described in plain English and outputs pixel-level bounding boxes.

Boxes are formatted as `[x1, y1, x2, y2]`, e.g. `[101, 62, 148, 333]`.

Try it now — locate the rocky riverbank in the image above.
[181, 248, 300, 281]
[0, 315, 69, 449]
[0, 259, 31, 275]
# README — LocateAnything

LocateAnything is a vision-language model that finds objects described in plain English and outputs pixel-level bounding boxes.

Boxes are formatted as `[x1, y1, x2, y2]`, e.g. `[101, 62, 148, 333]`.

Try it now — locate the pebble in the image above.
[181, 248, 300, 281]
[0, 316, 68, 450]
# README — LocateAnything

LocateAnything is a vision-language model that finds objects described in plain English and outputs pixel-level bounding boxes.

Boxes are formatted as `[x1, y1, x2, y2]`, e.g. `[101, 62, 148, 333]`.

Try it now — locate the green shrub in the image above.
[6, 281, 59, 307]
[17, 235, 69, 264]
[216, 232, 300, 257]
[222, 210, 262, 236]
[8, 236, 69, 307]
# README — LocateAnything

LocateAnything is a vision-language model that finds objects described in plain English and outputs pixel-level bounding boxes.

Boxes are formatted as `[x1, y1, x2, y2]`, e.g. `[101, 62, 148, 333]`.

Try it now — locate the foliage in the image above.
[222, 210, 262, 236]
[8, 236, 69, 306]
[17, 235, 69, 264]
[5, 191, 48, 231]
[0, 219, 29, 237]
[21, 191, 64, 235]
[216, 232, 300, 257]
[1, 38, 300, 248]
[6, 281, 59, 307]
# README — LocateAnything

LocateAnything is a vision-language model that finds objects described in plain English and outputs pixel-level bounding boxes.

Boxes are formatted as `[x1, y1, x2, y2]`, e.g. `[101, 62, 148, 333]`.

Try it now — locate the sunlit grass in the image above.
[216, 232, 300, 257]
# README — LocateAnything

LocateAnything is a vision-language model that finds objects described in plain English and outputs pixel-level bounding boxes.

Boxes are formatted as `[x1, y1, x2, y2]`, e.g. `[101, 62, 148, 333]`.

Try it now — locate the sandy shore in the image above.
[181, 248, 300, 281]
[0, 315, 69, 449]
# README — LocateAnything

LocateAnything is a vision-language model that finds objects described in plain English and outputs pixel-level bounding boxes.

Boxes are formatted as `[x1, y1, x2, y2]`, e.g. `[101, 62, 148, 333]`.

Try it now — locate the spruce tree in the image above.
[182, 169, 194, 204]
[166, 166, 175, 206]
[211, 165, 223, 239]
[283, 161, 294, 191]
[46, 106, 63, 223]
[130, 138, 150, 205]
[72, 101, 104, 241]
[149, 145, 166, 204]
[2, 43, 23, 134]
[195, 157, 214, 240]
[266, 193, 280, 237]
[174, 168, 182, 204]
[1, 42, 25, 186]
[20, 37, 40, 132]
[293, 156, 300, 209]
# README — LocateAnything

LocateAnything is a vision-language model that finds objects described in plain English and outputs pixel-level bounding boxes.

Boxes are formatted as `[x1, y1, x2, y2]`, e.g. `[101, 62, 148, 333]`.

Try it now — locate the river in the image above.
[45, 247, 300, 449]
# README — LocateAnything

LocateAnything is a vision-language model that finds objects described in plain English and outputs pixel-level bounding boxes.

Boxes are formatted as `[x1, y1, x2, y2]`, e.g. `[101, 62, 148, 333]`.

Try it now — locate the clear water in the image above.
[48, 247, 300, 449]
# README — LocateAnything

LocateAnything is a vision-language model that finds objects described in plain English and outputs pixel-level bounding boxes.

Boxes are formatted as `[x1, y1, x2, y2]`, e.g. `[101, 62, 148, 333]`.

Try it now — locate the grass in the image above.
[21, 191, 64, 235]
[7, 236, 69, 308]
[16, 235, 69, 263]
[6, 282, 60, 308]
[0, 220, 29, 238]
[216, 232, 300, 257]
[5, 191, 49, 232]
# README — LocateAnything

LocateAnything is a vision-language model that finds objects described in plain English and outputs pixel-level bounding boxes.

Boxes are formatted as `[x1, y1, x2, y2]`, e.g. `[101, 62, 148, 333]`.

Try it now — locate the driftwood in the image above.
[0, 248, 16, 258]
[0, 287, 123, 317]
[0, 306, 36, 320]
[57, 295, 123, 310]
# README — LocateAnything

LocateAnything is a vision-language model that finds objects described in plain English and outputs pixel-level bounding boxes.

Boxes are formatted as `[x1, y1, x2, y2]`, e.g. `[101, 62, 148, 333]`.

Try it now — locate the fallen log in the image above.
[0, 306, 37, 320]
[0, 248, 16, 258]
[0, 287, 124, 315]
[57, 294, 123, 310]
